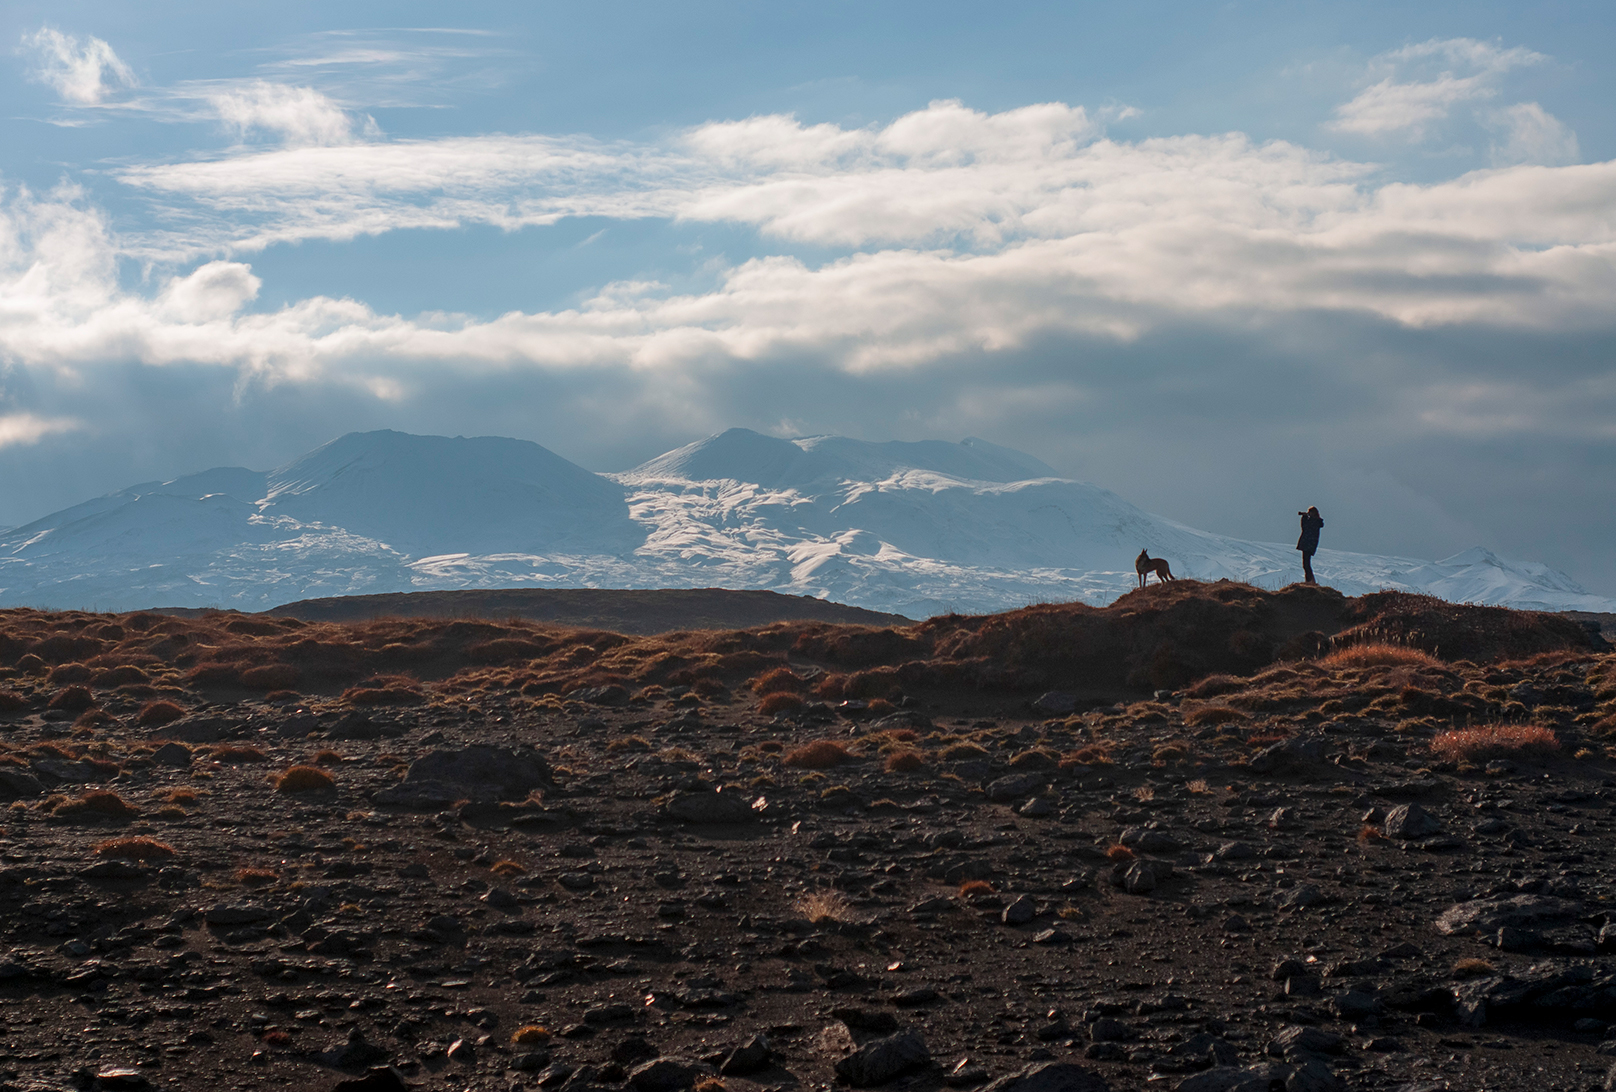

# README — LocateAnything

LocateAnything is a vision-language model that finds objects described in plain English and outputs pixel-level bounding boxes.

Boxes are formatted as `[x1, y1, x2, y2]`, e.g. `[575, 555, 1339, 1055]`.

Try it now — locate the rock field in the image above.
[0, 582, 1613, 1092]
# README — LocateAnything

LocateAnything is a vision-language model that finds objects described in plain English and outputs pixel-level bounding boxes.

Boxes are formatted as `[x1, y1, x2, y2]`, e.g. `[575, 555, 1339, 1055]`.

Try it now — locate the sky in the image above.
[2, 1, 1616, 590]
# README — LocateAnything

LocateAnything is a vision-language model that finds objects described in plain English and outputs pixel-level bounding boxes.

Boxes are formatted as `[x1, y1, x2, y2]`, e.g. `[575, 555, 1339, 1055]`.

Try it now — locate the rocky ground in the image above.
[0, 585, 1613, 1092]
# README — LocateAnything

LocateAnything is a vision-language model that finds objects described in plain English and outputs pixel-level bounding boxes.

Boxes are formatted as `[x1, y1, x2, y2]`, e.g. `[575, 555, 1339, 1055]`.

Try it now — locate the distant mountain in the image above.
[0, 427, 1611, 617]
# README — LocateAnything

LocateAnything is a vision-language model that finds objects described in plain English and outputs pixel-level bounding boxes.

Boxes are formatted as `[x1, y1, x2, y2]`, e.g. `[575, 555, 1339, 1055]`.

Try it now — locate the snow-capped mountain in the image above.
[0, 428, 1611, 617]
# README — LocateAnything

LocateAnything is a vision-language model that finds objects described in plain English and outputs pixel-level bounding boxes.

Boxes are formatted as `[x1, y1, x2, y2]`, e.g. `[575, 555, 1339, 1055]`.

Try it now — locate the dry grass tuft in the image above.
[1059, 745, 1112, 768]
[161, 788, 200, 805]
[757, 692, 806, 716]
[884, 750, 925, 773]
[54, 790, 138, 821]
[1357, 824, 1388, 845]
[1105, 844, 1136, 861]
[1431, 724, 1559, 764]
[311, 749, 345, 766]
[511, 1025, 551, 1045]
[796, 890, 855, 923]
[783, 740, 849, 769]
[235, 867, 278, 887]
[275, 766, 336, 794]
[1320, 642, 1443, 670]
[694, 1078, 726, 1092]
[750, 668, 806, 695]
[94, 836, 175, 861]
[1452, 957, 1496, 978]
[136, 700, 186, 727]
[958, 879, 995, 897]
[0, 690, 27, 713]
[490, 859, 526, 876]
[208, 744, 267, 763]
[1184, 704, 1248, 728]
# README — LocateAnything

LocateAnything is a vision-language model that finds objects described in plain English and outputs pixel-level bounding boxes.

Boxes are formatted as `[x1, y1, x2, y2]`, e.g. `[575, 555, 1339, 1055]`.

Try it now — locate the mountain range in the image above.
[2, 428, 1611, 617]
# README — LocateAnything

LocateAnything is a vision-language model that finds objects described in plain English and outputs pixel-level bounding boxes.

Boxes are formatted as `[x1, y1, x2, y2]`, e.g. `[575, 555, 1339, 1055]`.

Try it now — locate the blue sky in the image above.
[4, 1, 1616, 590]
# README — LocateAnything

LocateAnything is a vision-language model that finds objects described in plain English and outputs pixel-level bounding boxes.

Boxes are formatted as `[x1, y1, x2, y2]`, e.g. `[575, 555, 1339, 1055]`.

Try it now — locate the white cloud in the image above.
[158, 261, 262, 323]
[1329, 37, 1546, 140]
[204, 81, 360, 146]
[0, 98, 1611, 461]
[20, 26, 136, 105]
[1489, 102, 1580, 167]
[0, 413, 80, 449]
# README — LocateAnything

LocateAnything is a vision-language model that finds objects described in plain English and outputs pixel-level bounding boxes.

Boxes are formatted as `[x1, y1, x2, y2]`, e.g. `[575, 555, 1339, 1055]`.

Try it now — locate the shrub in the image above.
[208, 745, 267, 764]
[53, 790, 138, 821]
[91, 665, 150, 688]
[276, 766, 336, 794]
[136, 700, 186, 727]
[958, 880, 995, 896]
[47, 686, 95, 713]
[1185, 673, 1247, 699]
[311, 749, 345, 766]
[186, 664, 243, 687]
[1320, 643, 1443, 670]
[750, 668, 806, 695]
[1453, 957, 1496, 978]
[757, 692, 805, 716]
[1184, 704, 1248, 728]
[341, 684, 424, 706]
[490, 860, 527, 876]
[0, 690, 26, 713]
[1431, 724, 1559, 764]
[94, 837, 176, 861]
[1105, 844, 1135, 861]
[1059, 746, 1112, 768]
[939, 742, 989, 762]
[241, 664, 300, 691]
[884, 750, 925, 773]
[511, 1026, 551, 1045]
[783, 740, 849, 769]
[236, 867, 278, 887]
[162, 788, 200, 805]
[47, 663, 92, 685]
[795, 890, 854, 923]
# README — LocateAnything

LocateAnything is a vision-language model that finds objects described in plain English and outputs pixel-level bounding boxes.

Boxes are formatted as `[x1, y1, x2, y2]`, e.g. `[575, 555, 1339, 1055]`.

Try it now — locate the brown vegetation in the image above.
[1431, 724, 1560, 764]
[783, 740, 849, 769]
[275, 766, 336, 794]
[94, 836, 176, 861]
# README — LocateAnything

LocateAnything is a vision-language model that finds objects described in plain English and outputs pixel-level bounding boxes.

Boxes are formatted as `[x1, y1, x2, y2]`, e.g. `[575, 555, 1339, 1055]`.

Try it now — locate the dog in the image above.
[1136, 549, 1174, 589]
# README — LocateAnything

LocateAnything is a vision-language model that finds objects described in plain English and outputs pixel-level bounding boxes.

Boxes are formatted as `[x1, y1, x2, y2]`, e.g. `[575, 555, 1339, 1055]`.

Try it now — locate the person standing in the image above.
[1297, 506, 1324, 584]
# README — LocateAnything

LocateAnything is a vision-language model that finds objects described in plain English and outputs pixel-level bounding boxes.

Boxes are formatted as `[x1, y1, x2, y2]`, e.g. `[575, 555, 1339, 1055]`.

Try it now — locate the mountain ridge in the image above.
[0, 427, 1610, 617]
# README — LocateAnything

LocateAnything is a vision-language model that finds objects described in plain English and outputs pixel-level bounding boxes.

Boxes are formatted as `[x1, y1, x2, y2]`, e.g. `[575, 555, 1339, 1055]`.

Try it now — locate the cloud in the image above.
[1329, 37, 1546, 141]
[158, 261, 262, 323]
[1489, 102, 1580, 167]
[204, 81, 363, 146]
[20, 27, 136, 105]
[0, 413, 80, 449]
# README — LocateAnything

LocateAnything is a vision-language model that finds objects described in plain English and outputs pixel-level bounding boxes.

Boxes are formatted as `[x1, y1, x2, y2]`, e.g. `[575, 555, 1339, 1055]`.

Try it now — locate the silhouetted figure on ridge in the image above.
[1297, 506, 1323, 584]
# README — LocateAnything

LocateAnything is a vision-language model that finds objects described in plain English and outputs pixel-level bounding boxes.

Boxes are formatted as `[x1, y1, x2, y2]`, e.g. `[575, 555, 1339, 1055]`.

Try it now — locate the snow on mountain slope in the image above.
[0, 428, 1610, 616]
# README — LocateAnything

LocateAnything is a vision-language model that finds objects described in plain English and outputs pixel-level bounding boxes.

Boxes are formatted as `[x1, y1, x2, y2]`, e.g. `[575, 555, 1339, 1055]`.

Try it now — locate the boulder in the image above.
[1383, 803, 1442, 840]
[664, 790, 756, 824]
[981, 1061, 1111, 1092]
[987, 772, 1046, 802]
[834, 1029, 932, 1087]
[1435, 894, 1578, 936]
[379, 745, 551, 806]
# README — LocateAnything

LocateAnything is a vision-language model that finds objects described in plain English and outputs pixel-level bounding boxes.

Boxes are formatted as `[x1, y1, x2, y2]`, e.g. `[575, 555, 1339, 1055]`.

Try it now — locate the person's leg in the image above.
[1303, 552, 1315, 583]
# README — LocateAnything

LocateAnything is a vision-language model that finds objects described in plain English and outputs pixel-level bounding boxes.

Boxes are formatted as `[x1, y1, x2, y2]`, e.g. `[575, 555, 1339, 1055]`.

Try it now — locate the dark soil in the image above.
[0, 582, 1614, 1092]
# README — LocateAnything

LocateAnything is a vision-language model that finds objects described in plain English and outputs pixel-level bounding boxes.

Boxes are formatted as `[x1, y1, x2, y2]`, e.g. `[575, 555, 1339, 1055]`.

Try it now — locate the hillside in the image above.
[0, 586, 1610, 1090]
[260, 587, 912, 634]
